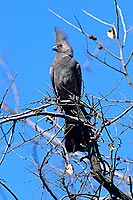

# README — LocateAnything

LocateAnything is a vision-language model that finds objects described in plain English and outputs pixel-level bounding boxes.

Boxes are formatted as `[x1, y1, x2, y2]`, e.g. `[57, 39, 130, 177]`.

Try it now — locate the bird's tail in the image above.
[62, 104, 83, 118]
[63, 104, 103, 175]
[64, 121, 90, 152]
[63, 104, 90, 152]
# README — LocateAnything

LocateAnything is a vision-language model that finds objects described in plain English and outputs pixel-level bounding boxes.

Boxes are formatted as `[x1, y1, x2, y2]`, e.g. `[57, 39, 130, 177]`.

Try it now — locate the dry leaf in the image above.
[66, 164, 73, 175]
[107, 28, 115, 39]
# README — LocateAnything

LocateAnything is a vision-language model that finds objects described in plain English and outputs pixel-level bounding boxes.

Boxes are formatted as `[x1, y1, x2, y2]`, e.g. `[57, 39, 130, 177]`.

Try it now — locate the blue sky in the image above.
[0, 0, 133, 199]
[0, 0, 132, 104]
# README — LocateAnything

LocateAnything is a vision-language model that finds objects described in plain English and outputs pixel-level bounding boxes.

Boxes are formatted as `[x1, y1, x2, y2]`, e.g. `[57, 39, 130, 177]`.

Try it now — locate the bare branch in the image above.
[109, 104, 133, 124]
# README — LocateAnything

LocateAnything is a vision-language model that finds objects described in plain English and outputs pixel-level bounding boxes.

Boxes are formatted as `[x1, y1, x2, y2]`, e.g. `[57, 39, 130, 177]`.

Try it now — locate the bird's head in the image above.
[52, 28, 73, 57]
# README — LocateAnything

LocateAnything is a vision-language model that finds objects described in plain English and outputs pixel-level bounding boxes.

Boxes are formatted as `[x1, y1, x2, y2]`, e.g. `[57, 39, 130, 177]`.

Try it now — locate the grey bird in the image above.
[50, 28, 90, 152]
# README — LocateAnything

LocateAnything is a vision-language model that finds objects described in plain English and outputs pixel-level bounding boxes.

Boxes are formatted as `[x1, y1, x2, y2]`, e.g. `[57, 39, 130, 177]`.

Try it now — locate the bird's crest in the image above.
[54, 28, 68, 45]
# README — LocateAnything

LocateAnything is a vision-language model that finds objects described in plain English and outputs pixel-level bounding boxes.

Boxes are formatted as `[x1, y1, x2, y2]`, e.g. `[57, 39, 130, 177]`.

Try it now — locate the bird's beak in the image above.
[52, 45, 58, 51]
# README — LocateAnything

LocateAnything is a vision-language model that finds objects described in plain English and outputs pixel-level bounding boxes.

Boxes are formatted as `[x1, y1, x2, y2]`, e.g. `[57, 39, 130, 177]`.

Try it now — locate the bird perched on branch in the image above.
[50, 28, 90, 152]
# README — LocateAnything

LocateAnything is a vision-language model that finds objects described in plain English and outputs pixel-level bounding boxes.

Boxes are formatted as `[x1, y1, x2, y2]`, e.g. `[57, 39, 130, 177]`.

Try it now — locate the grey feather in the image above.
[54, 27, 68, 44]
[50, 28, 89, 152]
[50, 28, 81, 99]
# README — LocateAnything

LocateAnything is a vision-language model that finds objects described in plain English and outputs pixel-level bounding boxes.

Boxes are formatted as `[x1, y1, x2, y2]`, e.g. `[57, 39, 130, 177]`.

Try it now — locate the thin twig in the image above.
[0, 57, 20, 113]
[129, 176, 133, 199]
[38, 166, 58, 200]
[0, 121, 16, 164]
[114, 0, 119, 39]
[0, 72, 18, 109]
[123, 67, 133, 90]
[0, 180, 19, 200]
[127, 26, 133, 34]
[87, 49, 125, 75]
[124, 51, 133, 68]
[109, 104, 133, 124]
[48, 8, 81, 32]
[82, 9, 113, 27]
[117, 3, 127, 47]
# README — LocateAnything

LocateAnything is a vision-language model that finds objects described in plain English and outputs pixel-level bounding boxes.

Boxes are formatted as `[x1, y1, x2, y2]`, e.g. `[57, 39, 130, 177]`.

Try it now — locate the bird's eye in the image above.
[57, 44, 63, 48]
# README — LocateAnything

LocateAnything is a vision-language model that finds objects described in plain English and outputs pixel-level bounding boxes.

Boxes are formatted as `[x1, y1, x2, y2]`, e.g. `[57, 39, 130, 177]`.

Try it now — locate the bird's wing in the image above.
[73, 61, 82, 97]
[49, 65, 56, 95]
